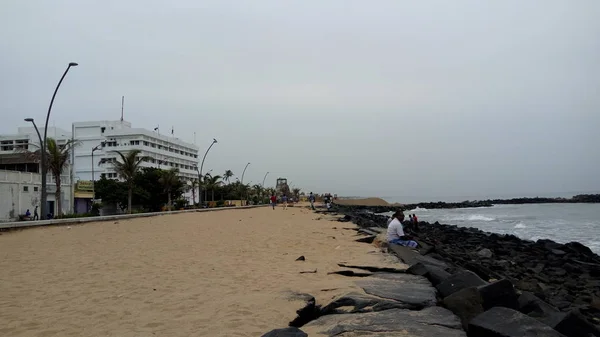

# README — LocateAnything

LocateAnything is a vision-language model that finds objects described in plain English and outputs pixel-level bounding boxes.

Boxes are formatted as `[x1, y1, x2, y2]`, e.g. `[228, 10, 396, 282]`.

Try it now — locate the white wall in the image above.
[0, 170, 72, 221]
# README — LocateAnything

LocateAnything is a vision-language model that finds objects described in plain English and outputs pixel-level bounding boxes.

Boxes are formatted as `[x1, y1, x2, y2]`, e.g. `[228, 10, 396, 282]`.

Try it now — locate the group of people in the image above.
[269, 194, 291, 210]
[386, 210, 420, 248]
[23, 206, 39, 221]
[307, 192, 335, 210]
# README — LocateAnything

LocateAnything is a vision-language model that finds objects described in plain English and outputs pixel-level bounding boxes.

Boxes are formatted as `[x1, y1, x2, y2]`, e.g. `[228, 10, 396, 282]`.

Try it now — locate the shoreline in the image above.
[335, 194, 600, 210]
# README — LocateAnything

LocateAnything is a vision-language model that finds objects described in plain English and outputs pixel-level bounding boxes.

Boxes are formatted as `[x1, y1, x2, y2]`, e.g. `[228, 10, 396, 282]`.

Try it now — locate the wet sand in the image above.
[0, 206, 402, 337]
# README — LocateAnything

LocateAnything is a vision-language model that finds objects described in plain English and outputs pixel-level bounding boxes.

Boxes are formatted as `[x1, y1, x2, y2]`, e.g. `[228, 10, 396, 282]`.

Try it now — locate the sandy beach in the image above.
[0, 205, 402, 337]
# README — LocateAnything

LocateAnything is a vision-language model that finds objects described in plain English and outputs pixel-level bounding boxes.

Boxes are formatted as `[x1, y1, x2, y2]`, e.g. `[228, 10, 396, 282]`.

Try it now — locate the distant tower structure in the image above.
[276, 178, 290, 196]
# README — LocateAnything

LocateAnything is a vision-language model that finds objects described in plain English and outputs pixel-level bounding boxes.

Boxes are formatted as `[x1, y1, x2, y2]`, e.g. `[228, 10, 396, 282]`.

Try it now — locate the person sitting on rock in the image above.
[387, 211, 418, 248]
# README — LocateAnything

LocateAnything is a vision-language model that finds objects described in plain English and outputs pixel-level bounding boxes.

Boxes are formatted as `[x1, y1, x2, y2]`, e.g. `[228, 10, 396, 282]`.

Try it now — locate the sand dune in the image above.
[0, 206, 402, 337]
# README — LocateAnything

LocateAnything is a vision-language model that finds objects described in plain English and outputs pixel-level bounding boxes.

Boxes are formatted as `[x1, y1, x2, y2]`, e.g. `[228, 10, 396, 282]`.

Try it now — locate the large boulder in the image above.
[355, 274, 437, 308]
[468, 307, 566, 337]
[407, 262, 451, 286]
[388, 244, 449, 269]
[542, 309, 600, 337]
[320, 292, 421, 315]
[443, 286, 484, 330]
[288, 295, 321, 327]
[303, 307, 466, 337]
[261, 327, 307, 337]
[436, 270, 487, 298]
[478, 279, 519, 310]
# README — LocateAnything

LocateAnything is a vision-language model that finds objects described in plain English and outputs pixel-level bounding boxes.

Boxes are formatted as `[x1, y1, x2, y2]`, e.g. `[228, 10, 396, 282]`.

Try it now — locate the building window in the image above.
[23, 186, 29, 192]
[34, 186, 38, 192]
[101, 127, 106, 134]
[143, 141, 149, 146]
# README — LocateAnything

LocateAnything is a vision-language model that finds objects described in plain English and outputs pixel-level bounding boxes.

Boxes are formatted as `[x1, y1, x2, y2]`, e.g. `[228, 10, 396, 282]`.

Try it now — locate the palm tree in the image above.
[38, 138, 79, 216]
[223, 170, 234, 184]
[110, 150, 149, 213]
[159, 168, 180, 211]
[292, 188, 301, 201]
[189, 178, 199, 205]
[206, 174, 223, 201]
[21, 137, 79, 216]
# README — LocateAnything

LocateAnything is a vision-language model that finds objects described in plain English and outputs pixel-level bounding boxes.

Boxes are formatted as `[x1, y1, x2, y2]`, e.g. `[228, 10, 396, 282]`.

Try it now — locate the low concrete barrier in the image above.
[0, 205, 267, 230]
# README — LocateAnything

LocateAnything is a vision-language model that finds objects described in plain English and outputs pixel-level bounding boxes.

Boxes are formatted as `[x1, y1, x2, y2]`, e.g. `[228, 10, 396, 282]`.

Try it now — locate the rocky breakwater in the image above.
[331, 204, 600, 337]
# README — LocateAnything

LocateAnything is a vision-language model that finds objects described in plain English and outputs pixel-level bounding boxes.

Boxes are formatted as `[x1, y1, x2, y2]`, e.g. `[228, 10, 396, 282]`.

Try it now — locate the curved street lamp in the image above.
[261, 171, 270, 187]
[240, 162, 250, 204]
[39, 62, 78, 219]
[198, 138, 217, 206]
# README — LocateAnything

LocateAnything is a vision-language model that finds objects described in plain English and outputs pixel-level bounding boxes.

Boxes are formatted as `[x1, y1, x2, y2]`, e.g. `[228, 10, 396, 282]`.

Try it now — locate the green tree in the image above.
[110, 150, 149, 213]
[292, 188, 301, 201]
[223, 170, 234, 184]
[94, 175, 128, 210]
[205, 174, 222, 201]
[23, 137, 79, 216]
[47, 138, 79, 216]
[189, 178, 199, 205]
[159, 168, 180, 211]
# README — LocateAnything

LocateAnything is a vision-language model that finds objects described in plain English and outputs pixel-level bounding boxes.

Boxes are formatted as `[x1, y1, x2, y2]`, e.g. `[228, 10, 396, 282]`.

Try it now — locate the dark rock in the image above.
[443, 287, 484, 330]
[388, 244, 449, 269]
[355, 235, 376, 243]
[518, 291, 560, 317]
[261, 327, 307, 337]
[468, 307, 567, 337]
[288, 296, 321, 327]
[477, 248, 493, 259]
[356, 274, 437, 308]
[327, 270, 372, 277]
[303, 307, 466, 337]
[436, 270, 487, 298]
[406, 262, 451, 286]
[295, 255, 305, 261]
[546, 309, 600, 337]
[320, 292, 421, 315]
[478, 279, 519, 310]
[552, 249, 567, 256]
[337, 263, 405, 274]
[547, 267, 567, 277]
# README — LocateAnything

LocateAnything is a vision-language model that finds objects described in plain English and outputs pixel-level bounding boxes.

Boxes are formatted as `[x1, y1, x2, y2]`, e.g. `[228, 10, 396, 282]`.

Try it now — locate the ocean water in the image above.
[382, 203, 600, 254]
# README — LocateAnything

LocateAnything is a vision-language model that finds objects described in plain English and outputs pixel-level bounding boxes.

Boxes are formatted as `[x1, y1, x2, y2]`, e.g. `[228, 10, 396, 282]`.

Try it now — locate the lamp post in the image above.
[91, 143, 102, 201]
[40, 62, 78, 219]
[198, 138, 217, 206]
[261, 171, 270, 204]
[240, 162, 250, 204]
[24, 118, 43, 209]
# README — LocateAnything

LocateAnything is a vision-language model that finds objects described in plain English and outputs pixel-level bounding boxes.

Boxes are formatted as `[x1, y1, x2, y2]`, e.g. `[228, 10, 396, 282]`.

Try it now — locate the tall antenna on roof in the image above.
[120, 96, 124, 122]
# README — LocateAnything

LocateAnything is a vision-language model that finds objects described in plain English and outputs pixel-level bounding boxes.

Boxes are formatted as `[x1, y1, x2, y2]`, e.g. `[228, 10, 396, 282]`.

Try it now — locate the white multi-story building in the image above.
[0, 126, 72, 154]
[72, 120, 200, 182]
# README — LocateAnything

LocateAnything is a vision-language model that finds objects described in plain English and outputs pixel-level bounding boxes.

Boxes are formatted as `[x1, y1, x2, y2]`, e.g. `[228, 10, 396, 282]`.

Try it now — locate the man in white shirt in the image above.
[387, 211, 418, 248]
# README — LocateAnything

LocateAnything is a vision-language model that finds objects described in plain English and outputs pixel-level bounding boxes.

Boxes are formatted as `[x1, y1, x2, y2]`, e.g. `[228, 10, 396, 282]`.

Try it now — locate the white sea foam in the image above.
[514, 223, 527, 229]
[466, 215, 495, 221]
[409, 207, 428, 212]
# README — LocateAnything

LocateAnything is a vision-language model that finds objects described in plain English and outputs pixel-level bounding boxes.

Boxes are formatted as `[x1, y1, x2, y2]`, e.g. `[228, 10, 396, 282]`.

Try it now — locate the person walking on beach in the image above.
[387, 211, 418, 248]
[308, 192, 316, 210]
[33, 206, 39, 220]
[408, 214, 413, 223]
[282, 194, 288, 210]
[270, 194, 277, 210]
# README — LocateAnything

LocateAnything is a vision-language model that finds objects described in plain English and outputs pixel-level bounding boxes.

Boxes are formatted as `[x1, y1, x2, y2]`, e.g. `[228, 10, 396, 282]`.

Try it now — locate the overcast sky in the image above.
[1, 0, 599, 200]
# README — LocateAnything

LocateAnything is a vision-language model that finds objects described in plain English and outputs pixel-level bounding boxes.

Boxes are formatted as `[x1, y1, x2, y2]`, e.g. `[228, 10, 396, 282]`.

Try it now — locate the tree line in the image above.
[20, 141, 304, 216]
